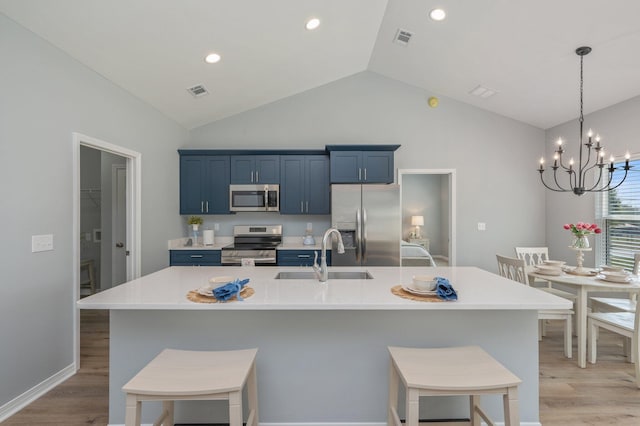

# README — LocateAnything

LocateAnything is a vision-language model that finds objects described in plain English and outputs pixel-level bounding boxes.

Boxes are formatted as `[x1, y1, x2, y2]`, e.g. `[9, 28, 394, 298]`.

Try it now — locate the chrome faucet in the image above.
[313, 228, 345, 282]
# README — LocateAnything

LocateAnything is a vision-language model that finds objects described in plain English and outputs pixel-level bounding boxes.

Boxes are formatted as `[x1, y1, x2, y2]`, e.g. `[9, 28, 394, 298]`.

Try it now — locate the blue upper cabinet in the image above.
[230, 155, 280, 184]
[180, 155, 230, 214]
[329, 146, 398, 184]
[280, 155, 330, 214]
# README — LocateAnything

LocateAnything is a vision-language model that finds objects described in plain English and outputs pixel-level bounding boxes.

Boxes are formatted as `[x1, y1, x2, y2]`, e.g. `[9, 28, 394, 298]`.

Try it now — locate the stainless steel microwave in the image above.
[229, 184, 279, 212]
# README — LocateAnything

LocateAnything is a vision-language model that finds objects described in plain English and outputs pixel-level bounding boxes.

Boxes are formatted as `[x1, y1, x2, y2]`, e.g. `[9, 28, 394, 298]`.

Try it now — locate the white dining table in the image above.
[529, 268, 640, 368]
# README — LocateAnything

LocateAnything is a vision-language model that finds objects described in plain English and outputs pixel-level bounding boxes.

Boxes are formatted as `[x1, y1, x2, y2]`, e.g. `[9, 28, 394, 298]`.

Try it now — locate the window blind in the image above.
[597, 158, 640, 271]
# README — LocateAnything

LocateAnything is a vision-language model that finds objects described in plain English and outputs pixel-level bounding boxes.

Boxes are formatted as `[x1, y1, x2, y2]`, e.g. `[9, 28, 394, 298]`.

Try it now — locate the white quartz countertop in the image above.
[77, 266, 571, 311]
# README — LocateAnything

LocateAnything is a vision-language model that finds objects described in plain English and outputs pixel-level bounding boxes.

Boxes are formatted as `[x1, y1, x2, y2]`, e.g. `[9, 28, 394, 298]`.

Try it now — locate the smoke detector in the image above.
[393, 28, 413, 46]
[187, 84, 209, 98]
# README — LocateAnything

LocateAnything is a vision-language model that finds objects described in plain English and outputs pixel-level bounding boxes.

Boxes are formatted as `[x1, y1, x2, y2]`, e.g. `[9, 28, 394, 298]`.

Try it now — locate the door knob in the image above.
[116, 242, 124, 248]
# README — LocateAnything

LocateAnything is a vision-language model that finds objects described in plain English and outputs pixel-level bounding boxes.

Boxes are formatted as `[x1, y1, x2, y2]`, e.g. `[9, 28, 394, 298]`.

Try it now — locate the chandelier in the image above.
[538, 46, 631, 196]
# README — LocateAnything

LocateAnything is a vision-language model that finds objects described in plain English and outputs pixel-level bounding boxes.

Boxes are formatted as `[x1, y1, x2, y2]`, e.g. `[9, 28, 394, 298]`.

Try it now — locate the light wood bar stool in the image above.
[388, 346, 521, 426]
[122, 348, 258, 426]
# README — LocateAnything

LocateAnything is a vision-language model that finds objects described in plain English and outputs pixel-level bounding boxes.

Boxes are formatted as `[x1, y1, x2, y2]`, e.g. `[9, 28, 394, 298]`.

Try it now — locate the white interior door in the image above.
[112, 165, 127, 286]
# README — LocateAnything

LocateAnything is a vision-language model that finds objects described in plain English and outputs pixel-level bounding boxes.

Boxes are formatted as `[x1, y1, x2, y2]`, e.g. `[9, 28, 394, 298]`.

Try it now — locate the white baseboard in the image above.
[0, 363, 76, 422]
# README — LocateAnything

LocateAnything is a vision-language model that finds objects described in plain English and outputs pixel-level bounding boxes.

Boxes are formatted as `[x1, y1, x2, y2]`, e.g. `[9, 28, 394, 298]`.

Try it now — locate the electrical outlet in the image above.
[214, 223, 219, 231]
[307, 222, 313, 231]
[32, 234, 54, 252]
[477, 222, 486, 231]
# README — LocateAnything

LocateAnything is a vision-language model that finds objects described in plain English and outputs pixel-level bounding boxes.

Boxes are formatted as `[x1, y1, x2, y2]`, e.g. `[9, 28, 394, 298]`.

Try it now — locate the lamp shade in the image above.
[411, 216, 424, 226]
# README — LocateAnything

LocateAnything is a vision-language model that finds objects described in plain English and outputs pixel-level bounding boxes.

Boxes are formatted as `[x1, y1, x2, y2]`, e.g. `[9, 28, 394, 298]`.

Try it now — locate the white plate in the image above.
[402, 284, 437, 296]
[534, 267, 562, 276]
[543, 260, 566, 267]
[596, 274, 632, 283]
[196, 286, 215, 296]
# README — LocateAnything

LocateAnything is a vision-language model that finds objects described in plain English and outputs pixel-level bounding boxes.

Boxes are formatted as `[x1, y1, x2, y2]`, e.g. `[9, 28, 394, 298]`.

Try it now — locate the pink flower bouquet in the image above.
[563, 222, 602, 237]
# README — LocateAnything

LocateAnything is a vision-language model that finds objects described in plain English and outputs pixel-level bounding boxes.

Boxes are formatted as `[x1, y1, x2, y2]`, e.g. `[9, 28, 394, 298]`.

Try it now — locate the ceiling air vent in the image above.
[187, 84, 209, 98]
[394, 28, 413, 46]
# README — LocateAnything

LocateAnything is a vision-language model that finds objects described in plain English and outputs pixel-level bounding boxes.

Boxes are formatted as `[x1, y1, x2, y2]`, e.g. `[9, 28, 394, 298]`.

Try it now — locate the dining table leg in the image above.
[577, 287, 588, 368]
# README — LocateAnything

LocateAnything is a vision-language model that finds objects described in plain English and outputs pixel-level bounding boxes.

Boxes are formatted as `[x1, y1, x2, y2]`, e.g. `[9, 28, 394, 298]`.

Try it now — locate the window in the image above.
[596, 158, 640, 271]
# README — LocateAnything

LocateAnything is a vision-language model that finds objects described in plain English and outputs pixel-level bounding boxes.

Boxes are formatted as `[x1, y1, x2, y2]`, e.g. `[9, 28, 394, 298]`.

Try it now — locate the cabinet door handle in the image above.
[251, 171, 254, 182]
[297, 255, 310, 258]
[255, 170, 259, 182]
[190, 255, 204, 258]
[201, 201, 204, 213]
[301, 201, 304, 213]
[358, 168, 362, 181]
[306, 201, 309, 213]
[205, 201, 209, 213]
[364, 168, 367, 181]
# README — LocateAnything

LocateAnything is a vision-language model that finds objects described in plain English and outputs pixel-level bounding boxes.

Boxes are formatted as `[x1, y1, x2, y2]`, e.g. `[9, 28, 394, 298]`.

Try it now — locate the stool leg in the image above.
[228, 390, 243, 426]
[247, 362, 259, 426]
[124, 393, 141, 426]
[469, 395, 481, 426]
[405, 387, 419, 426]
[388, 362, 400, 426]
[503, 386, 520, 426]
[162, 400, 174, 426]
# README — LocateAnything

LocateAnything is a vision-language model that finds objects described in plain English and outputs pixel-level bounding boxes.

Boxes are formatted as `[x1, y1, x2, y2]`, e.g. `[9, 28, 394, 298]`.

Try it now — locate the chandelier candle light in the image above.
[538, 46, 632, 196]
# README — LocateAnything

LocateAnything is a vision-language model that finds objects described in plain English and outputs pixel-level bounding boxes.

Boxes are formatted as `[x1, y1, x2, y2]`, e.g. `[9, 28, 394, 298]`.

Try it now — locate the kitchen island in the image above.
[78, 266, 570, 425]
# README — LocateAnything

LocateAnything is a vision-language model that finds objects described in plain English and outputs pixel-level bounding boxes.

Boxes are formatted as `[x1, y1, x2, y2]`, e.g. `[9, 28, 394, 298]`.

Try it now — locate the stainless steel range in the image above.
[221, 225, 282, 266]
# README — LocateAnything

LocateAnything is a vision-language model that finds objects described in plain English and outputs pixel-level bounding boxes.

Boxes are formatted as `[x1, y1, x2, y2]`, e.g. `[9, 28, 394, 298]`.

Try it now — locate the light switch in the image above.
[32, 234, 54, 252]
[477, 222, 486, 231]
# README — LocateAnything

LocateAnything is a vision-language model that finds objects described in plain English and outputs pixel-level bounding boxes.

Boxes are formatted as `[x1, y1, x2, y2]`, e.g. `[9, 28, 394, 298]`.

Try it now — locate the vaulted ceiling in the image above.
[2, 0, 640, 130]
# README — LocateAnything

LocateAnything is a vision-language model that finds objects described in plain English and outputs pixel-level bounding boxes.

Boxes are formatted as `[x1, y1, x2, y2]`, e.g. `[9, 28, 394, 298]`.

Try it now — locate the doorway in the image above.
[398, 169, 457, 266]
[72, 132, 141, 369]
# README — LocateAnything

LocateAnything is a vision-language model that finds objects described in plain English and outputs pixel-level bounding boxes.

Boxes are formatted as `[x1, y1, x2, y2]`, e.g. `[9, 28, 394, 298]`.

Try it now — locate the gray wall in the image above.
[0, 14, 188, 411]
[544, 95, 640, 265]
[190, 71, 547, 269]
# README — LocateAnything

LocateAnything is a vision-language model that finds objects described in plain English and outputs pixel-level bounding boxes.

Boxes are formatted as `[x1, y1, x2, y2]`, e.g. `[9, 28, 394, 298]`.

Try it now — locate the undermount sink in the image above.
[274, 271, 374, 280]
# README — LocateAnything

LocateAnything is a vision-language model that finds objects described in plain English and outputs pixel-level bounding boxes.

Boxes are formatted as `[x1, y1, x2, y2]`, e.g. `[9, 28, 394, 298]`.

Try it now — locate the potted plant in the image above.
[187, 215, 203, 231]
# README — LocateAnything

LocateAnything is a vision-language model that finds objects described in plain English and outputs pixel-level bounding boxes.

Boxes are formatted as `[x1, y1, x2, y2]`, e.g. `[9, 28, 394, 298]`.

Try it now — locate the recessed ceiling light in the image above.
[429, 8, 446, 21]
[204, 53, 221, 64]
[306, 18, 320, 30]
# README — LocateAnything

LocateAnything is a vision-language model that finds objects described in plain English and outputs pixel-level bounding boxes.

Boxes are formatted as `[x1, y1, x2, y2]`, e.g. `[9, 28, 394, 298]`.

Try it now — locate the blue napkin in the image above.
[213, 278, 250, 302]
[435, 277, 457, 301]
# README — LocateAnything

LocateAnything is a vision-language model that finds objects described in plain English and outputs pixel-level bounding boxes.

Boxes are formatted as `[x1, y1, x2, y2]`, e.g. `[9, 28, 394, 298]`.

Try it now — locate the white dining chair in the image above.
[497, 254, 573, 358]
[515, 247, 578, 302]
[590, 252, 640, 314]
[588, 300, 640, 388]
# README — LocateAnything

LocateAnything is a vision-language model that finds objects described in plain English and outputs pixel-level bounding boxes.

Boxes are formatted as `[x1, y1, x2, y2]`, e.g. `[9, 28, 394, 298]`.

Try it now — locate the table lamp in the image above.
[411, 216, 424, 239]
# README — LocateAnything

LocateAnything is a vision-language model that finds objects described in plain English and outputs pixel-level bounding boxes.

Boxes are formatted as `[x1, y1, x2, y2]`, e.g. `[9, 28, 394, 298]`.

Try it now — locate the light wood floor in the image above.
[2, 312, 640, 425]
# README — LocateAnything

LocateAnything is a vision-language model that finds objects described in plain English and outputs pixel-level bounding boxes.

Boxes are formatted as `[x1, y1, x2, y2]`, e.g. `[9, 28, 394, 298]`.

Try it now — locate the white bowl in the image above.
[411, 275, 437, 291]
[535, 265, 562, 275]
[600, 265, 625, 273]
[543, 260, 566, 267]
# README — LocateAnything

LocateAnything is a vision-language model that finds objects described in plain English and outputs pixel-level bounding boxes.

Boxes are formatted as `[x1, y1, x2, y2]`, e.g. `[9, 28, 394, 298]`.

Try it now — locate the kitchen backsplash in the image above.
[183, 212, 331, 238]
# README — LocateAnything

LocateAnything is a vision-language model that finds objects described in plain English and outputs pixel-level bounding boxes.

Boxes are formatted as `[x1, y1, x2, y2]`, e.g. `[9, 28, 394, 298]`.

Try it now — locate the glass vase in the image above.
[571, 235, 590, 249]
[192, 224, 199, 246]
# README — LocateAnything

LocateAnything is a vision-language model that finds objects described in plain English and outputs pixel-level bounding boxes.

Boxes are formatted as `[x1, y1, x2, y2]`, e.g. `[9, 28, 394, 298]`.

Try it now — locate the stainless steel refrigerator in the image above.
[331, 184, 400, 266]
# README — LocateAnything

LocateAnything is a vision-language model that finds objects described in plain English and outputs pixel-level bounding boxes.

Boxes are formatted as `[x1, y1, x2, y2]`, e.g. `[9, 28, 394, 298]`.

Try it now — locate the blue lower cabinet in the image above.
[277, 249, 331, 267]
[170, 250, 221, 266]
